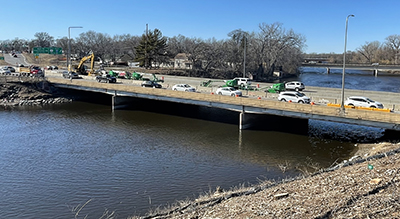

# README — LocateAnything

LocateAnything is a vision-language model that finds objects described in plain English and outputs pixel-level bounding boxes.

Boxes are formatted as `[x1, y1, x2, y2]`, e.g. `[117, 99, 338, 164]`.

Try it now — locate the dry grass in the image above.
[131, 142, 400, 219]
[24, 53, 66, 67]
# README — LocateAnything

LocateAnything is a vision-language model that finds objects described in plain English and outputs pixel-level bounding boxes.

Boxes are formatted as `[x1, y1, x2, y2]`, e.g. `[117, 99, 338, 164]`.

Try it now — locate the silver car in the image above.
[278, 91, 310, 104]
[344, 96, 383, 108]
[285, 81, 305, 91]
[172, 84, 196, 92]
[216, 87, 242, 96]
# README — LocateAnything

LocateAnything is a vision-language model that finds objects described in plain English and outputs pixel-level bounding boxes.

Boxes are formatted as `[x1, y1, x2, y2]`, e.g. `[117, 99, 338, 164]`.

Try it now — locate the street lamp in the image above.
[243, 36, 246, 78]
[67, 26, 83, 71]
[341, 15, 354, 112]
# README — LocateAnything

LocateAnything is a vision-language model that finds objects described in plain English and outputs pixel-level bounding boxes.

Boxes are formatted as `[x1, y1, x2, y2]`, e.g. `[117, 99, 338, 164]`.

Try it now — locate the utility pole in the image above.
[145, 24, 148, 69]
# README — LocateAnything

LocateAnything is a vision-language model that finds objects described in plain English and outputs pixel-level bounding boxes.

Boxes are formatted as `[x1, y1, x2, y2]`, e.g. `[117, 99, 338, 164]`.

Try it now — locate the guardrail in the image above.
[327, 103, 392, 113]
[46, 77, 400, 130]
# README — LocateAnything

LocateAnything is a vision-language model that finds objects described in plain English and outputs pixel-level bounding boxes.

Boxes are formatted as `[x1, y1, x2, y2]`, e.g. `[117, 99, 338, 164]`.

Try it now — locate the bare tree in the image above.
[228, 29, 250, 77]
[55, 37, 69, 53]
[33, 32, 54, 47]
[253, 22, 305, 80]
[356, 41, 381, 63]
[75, 31, 113, 61]
[385, 34, 400, 64]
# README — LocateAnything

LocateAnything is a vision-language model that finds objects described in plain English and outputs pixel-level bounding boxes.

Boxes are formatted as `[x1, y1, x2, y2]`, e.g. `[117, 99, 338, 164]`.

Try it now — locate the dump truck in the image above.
[17, 65, 44, 77]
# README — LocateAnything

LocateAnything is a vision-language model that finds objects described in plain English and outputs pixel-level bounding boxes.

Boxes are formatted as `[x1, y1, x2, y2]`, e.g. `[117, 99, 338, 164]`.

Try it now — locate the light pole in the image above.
[243, 36, 246, 78]
[341, 15, 354, 112]
[67, 26, 83, 71]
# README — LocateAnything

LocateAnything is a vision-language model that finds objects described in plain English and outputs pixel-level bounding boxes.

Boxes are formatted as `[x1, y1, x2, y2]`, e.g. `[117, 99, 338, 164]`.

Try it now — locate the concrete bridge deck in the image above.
[46, 77, 400, 132]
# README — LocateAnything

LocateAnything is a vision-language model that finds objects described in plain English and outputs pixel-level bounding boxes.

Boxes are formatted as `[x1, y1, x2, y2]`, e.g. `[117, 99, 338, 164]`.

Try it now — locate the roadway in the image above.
[2, 53, 30, 66]
[43, 70, 400, 112]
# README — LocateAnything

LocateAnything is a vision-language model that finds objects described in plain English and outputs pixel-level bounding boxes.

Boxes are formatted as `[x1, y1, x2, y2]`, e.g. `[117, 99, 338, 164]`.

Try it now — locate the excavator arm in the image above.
[76, 53, 94, 75]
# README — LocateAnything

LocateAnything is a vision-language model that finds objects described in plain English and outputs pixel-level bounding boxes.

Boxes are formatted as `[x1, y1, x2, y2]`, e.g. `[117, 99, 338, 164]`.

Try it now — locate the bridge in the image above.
[46, 77, 400, 133]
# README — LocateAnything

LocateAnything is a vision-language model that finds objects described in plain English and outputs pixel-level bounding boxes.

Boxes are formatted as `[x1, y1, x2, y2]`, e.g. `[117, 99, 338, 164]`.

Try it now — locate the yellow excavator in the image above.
[70, 52, 95, 75]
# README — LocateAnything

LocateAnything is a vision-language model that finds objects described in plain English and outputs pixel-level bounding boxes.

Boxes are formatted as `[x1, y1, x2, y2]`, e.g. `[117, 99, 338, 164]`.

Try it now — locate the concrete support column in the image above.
[239, 112, 244, 130]
[112, 95, 132, 110]
[326, 67, 330, 74]
[374, 69, 378, 77]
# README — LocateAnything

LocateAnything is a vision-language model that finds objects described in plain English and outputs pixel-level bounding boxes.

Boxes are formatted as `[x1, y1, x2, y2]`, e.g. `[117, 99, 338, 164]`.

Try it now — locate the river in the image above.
[0, 67, 391, 218]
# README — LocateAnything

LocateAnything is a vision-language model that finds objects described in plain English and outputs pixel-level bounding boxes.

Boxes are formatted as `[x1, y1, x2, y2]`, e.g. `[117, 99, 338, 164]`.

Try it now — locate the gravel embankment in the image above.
[132, 142, 400, 219]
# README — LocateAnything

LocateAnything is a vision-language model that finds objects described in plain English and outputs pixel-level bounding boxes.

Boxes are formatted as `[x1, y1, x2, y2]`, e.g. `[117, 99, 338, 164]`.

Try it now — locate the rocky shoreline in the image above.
[1, 81, 73, 107]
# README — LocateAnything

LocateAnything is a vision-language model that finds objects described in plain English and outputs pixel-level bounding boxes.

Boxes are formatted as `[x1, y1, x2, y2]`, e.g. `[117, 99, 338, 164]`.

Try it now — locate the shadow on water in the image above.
[61, 88, 390, 142]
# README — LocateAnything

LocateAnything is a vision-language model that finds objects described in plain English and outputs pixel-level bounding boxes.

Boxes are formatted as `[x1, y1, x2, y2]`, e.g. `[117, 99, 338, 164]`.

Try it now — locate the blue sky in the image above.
[2, 0, 399, 54]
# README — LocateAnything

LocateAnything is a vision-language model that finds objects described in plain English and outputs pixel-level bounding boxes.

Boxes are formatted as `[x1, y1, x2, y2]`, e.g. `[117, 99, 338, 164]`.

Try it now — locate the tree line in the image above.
[305, 35, 400, 65]
[1, 22, 399, 81]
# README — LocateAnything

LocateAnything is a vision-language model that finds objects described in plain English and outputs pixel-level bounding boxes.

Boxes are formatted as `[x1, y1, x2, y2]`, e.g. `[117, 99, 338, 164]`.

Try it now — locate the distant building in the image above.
[174, 53, 192, 69]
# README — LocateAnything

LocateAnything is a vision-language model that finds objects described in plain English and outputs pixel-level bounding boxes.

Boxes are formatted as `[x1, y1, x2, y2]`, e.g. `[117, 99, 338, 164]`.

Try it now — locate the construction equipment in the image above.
[71, 52, 95, 75]
[17, 65, 44, 77]
[201, 78, 257, 90]
[134, 73, 164, 83]
[108, 70, 119, 77]
[266, 83, 285, 93]
[129, 71, 143, 80]
[200, 80, 225, 87]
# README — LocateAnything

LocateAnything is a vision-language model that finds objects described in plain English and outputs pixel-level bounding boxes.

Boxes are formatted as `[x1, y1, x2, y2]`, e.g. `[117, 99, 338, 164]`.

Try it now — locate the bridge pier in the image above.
[112, 95, 132, 110]
[326, 67, 330, 74]
[239, 112, 308, 134]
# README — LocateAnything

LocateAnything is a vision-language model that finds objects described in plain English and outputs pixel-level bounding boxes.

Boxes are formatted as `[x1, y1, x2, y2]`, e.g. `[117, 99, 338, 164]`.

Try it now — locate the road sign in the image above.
[0, 56, 4, 60]
[33, 47, 63, 54]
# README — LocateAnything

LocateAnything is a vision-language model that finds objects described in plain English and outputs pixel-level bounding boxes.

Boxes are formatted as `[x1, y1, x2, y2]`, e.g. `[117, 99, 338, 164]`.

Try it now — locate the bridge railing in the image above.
[46, 77, 400, 127]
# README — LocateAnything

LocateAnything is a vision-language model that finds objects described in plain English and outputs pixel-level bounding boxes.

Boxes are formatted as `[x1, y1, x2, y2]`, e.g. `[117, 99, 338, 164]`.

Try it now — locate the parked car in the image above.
[344, 96, 384, 108]
[216, 87, 242, 96]
[62, 71, 80, 79]
[141, 80, 162, 88]
[278, 91, 311, 104]
[285, 81, 305, 91]
[172, 84, 196, 92]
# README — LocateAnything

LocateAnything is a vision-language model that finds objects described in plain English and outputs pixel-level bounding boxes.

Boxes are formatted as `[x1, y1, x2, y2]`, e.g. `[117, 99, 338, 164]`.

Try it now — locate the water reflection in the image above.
[0, 98, 385, 218]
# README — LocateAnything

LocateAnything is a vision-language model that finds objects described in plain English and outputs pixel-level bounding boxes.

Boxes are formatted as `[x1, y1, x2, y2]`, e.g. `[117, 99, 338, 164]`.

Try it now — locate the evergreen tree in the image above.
[135, 29, 167, 68]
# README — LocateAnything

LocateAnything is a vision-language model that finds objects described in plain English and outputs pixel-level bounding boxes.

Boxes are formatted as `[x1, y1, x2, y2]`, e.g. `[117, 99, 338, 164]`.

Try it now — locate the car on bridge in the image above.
[285, 81, 305, 91]
[344, 96, 384, 109]
[216, 87, 242, 96]
[96, 74, 117, 83]
[172, 84, 196, 92]
[278, 91, 311, 104]
[0, 68, 11, 75]
[62, 71, 80, 79]
[2, 66, 15, 72]
[141, 80, 162, 88]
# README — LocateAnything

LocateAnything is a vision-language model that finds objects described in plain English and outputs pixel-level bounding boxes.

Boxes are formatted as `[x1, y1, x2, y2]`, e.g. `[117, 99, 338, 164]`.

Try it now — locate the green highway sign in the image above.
[0, 56, 4, 60]
[33, 47, 63, 54]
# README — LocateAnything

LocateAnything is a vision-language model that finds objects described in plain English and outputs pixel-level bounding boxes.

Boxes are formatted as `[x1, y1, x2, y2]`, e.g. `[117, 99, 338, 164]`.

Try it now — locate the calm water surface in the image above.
[0, 68, 387, 218]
